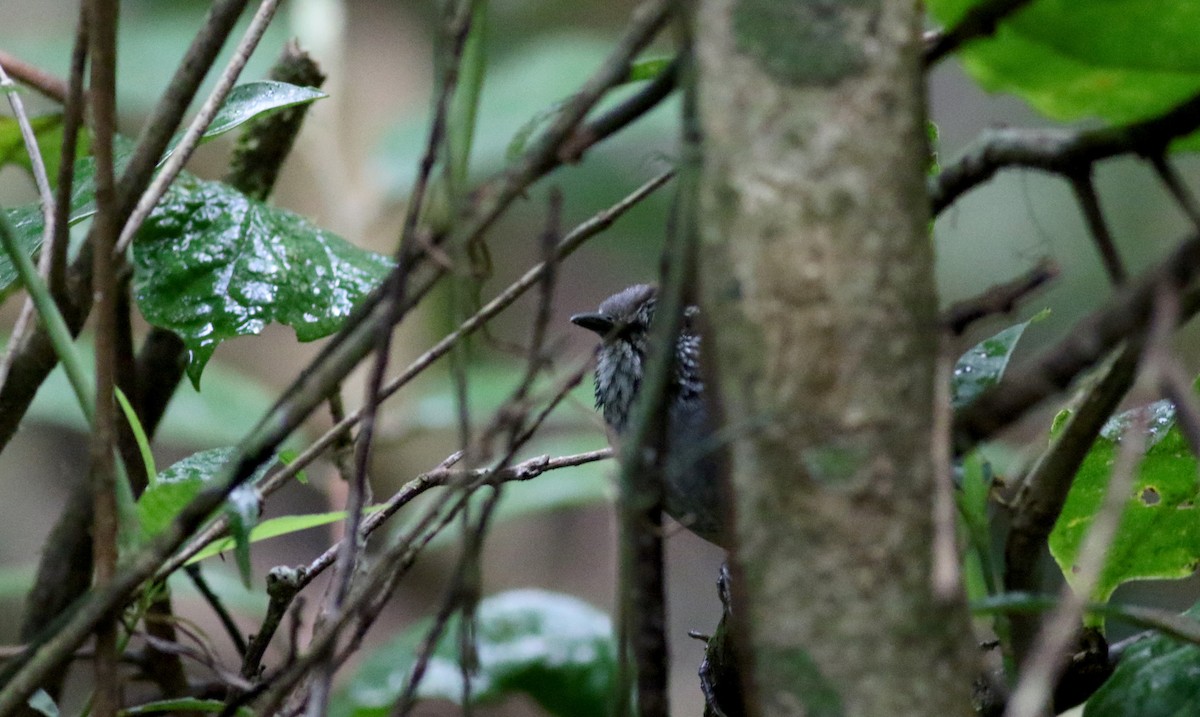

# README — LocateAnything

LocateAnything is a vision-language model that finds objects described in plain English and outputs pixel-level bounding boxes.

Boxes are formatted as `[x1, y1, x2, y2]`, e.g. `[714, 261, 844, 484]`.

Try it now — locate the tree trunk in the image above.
[693, 1, 979, 715]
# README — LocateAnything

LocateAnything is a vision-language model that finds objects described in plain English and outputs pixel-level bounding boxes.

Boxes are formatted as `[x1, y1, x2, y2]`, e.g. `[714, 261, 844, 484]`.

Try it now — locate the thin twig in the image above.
[0, 46, 74, 389]
[1069, 171, 1126, 285]
[113, 0, 284, 257]
[308, 3, 475, 714]
[932, 337, 960, 601]
[1004, 291, 1174, 717]
[0, 62, 55, 225]
[0, 50, 69, 103]
[942, 258, 1058, 335]
[185, 565, 248, 656]
[954, 230, 1200, 453]
[932, 87, 1200, 215]
[87, 0, 122, 713]
[1150, 154, 1200, 233]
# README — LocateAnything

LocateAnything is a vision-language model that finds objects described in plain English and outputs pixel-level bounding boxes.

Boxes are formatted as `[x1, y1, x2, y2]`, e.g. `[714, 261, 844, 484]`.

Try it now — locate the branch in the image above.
[1003, 344, 1140, 663]
[0, 0, 252, 454]
[932, 88, 1200, 215]
[941, 258, 1058, 335]
[1069, 171, 1126, 285]
[953, 230, 1200, 453]
[0, 51, 68, 103]
[923, 0, 1036, 67]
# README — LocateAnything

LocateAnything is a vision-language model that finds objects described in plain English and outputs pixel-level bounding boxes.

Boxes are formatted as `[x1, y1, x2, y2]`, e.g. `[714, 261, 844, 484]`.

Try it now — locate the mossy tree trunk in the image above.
[693, 1, 980, 714]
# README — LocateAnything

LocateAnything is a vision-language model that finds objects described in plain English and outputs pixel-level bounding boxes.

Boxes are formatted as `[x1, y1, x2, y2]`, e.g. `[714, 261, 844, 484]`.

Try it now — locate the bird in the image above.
[571, 284, 727, 547]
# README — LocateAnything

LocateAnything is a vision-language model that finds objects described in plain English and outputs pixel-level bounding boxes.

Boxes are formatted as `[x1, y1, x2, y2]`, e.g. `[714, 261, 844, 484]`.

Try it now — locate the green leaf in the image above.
[332, 590, 616, 717]
[162, 81, 326, 159]
[278, 448, 308, 484]
[137, 448, 273, 541]
[14, 331, 289, 450]
[626, 56, 673, 82]
[132, 172, 393, 386]
[185, 509, 376, 565]
[0, 114, 89, 180]
[1049, 399, 1200, 603]
[1084, 601, 1200, 717]
[115, 386, 156, 479]
[926, 0, 1200, 150]
[120, 698, 253, 717]
[0, 81, 327, 296]
[951, 310, 1047, 409]
[225, 484, 260, 587]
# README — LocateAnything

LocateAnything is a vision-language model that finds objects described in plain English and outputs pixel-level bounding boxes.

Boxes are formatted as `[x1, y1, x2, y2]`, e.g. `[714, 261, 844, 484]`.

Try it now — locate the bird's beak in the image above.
[570, 312, 614, 336]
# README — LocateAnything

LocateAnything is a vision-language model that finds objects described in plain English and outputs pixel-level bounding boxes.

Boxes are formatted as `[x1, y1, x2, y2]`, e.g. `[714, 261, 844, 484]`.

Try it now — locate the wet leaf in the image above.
[132, 173, 392, 385]
[1050, 398, 1200, 603]
[137, 448, 273, 541]
[1084, 601, 1200, 717]
[332, 590, 616, 717]
[951, 310, 1047, 409]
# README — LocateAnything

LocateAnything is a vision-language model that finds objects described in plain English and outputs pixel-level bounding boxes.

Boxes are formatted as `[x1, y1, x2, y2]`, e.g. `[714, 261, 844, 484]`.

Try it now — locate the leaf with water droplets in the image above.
[333, 590, 616, 717]
[132, 173, 393, 386]
[951, 310, 1048, 409]
[1050, 392, 1200, 604]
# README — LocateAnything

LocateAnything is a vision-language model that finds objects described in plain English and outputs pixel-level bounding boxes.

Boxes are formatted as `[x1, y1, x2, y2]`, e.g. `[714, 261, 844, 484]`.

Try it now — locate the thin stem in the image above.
[113, 0, 285, 256]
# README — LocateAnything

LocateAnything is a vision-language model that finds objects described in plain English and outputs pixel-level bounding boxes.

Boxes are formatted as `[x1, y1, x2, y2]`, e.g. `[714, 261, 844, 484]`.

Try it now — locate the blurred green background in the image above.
[4, 0, 1200, 714]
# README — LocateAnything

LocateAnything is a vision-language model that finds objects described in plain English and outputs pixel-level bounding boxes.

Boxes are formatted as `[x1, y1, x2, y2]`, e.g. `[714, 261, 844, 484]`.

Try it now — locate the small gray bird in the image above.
[571, 284, 727, 547]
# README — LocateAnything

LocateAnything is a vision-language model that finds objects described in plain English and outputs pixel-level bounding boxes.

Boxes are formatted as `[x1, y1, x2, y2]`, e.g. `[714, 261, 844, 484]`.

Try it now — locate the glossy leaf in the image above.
[1084, 602, 1200, 717]
[132, 173, 392, 385]
[332, 590, 616, 717]
[162, 81, 326, 159]
[951, 310, 1046, 409]
[137, 448, 274, 541]
[927, 0, 1200, 150]
[1049, 399, 1200, 603]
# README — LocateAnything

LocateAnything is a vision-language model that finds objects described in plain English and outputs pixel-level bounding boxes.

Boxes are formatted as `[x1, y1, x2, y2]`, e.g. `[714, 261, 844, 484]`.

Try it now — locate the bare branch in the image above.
[1069, 171, 1126, 285]
[0, 50, 69, 103]
[932, 89, 1200, 215]
[942, 258, 1058, 335]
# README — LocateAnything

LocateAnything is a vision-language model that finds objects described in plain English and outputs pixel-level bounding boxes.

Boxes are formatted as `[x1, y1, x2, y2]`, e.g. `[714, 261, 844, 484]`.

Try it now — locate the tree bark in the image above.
[693, 1, 979, 715]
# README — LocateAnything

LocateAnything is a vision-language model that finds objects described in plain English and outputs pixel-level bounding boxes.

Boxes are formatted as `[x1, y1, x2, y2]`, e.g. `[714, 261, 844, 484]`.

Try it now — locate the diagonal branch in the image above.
[932, 88, 1200, 215]
[954, 230, 1200, 453]
[1069, 171, 1126, 285]
[924, 0, 1036, 67]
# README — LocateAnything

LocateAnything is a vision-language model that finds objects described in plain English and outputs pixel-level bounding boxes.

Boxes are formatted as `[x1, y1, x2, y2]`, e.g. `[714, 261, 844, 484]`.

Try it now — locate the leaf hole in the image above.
[1139, 487, 1161, 506]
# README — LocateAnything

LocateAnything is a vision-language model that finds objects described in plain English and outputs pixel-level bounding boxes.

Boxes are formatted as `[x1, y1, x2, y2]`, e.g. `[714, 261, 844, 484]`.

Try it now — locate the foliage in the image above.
[332, 590, 617, 717]
[927, 0, 1200, 149]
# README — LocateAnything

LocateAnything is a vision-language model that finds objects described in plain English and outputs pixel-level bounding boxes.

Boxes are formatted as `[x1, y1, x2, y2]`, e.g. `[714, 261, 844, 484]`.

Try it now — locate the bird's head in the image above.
[571, 284, 701, 433]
